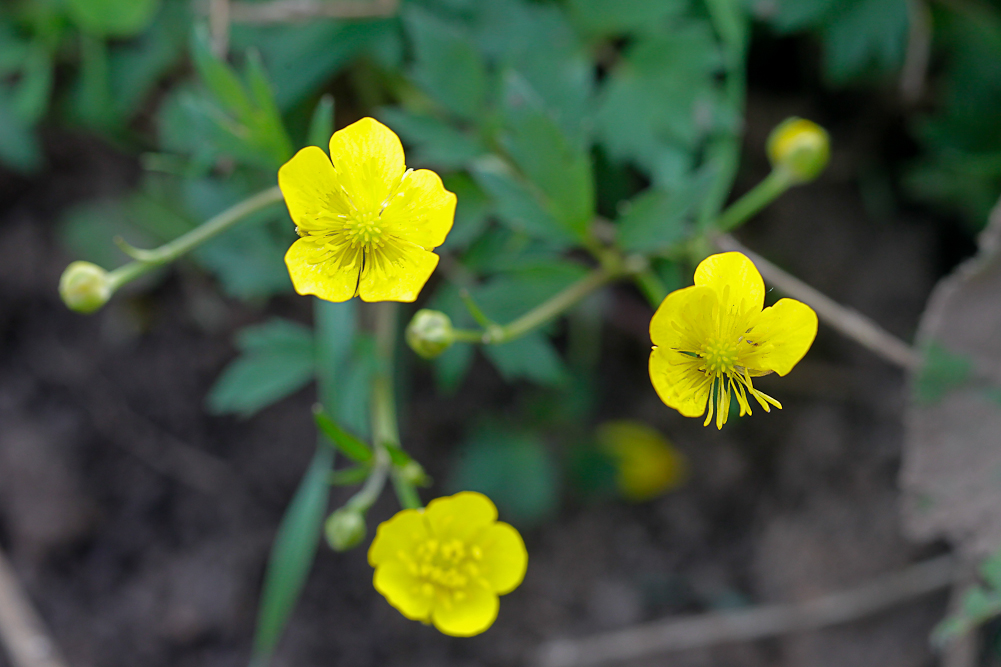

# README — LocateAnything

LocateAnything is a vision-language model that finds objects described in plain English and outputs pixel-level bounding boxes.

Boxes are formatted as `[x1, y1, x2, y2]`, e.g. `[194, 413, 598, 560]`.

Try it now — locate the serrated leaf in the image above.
[821, 0, 908, 83]
[378, 106, 485, 169]
[484, 332, 567, 385]
[616, 172, 710, 252]
[250, 446, 333, 666]
[439, 172, 491, 251]
[207, 319, 315, 417]
[313, 409, 372, 463]
[403, 5, 486, 119]
[471, 156, 575, 246]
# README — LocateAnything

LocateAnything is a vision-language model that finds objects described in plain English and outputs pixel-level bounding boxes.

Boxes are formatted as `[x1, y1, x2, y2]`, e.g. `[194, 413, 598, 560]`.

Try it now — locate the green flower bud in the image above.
[399, 460, 430, 487]
[766, 117, 830, 184]
[325, 508, 367, 552]
[59, 261, 112, 314]
[405, 309, 455, 360]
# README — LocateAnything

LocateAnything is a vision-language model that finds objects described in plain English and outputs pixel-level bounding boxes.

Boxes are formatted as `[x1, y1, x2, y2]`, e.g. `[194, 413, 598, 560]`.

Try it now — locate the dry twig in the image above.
[901, 0, 933, 102]
[209, 0, 231, 57]
[716, 234, 921, 370]
[535, 554, 956, 667]
[0, 548, 68, 667]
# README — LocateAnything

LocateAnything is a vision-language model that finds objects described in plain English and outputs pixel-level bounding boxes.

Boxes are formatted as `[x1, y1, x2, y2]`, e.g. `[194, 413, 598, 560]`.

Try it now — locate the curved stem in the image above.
[715, 169, 795, 233]
[106, 185, 284, 291]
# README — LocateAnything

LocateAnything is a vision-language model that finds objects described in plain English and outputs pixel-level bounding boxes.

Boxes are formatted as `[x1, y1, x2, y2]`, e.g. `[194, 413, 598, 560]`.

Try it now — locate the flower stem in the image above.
[715, 169, 795, 233]
[369, 302, 423, 510]
[105, 185, 284, 291]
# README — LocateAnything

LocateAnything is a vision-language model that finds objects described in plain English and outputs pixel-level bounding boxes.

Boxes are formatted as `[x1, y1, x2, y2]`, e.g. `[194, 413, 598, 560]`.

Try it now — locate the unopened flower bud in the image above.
[405, 309, 454, 359]
[325, 508, 367, 552]
[59, 261, 112, 314]
[766, 117, 830, 184]
[399, 460, 430, 487]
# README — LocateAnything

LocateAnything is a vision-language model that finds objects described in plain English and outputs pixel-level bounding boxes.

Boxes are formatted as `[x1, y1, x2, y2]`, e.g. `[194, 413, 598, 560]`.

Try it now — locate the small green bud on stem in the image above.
[325, 508, 367, 552]
[405, 309, 455, 359]
[59, 261, 113, 314]
[766, 117, 830, 184]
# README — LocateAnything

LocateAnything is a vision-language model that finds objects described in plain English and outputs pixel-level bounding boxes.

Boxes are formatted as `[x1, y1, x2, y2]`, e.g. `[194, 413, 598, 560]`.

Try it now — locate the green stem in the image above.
[470, 264, 623, 346]
[715, 169, 795, 233]
[106, 185, 284, 291]
[369, 302, 422, 510]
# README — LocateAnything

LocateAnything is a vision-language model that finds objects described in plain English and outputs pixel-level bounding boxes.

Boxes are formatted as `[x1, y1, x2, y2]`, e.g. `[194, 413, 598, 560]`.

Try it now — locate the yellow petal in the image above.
[424, 492, 498, 542]
[357, 241, 439, 303]
[649, 346, 711, 418]
[373, 560, 434, 622]
[379, 169, 457, 250]
[277, 146, 349, 231]
[431, 583, 500, 637]
[649, 285, 716, 349]
[750, 298, 818, 376]
[472, 522, 527, 595]
[694, 251, 764, 314]
[368, 508, 430, 567]
[284, 237, 361, 302]
[329, 117, 406, 213]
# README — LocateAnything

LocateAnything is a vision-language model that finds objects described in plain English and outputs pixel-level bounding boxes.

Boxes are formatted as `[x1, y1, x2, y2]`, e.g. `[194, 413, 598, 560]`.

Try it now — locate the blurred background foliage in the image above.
[10, 0, 1001, 658]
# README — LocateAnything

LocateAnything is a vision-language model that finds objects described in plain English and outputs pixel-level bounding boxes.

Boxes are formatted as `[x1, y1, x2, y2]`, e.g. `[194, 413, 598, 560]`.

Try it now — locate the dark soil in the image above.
[0, 94, 966, 667]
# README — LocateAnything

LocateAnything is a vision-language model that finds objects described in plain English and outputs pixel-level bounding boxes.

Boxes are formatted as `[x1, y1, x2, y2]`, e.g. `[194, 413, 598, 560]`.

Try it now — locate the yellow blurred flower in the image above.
[278, 117, 456, 302]
[597, 421, 687, 502]
[368, 491, 527, 637]
[649, 252, 817, 429]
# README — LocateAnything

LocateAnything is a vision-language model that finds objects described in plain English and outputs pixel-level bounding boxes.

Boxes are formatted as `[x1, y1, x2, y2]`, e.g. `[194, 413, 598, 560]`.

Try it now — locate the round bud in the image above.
[59, 261, 112, 314]
[399, 460, 430, 487]
[325, 508, 367, 552]
[405, 309, 455, 360]
[766, 117, 830, 184]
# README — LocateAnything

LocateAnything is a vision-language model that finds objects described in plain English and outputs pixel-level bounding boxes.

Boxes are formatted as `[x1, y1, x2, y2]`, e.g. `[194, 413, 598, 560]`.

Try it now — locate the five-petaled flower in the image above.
[368, 491, 527, 637]
[278, 117, 456, 302]
[649, 252, 818, 429]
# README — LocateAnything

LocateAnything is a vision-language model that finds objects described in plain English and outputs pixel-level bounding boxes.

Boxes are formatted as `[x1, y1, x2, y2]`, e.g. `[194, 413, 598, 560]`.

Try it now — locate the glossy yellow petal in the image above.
[357, 241, 439, 303]
[650, 285, 716, 350]
[424, 491, 498, 542]
[751, 298, 818, 376]
[597, 421, 687, 502]
[472, 522, 527, 595]
[380, 169, 457, 250]
[329, 117, 406, 213]
[694, 251, 764, 314]
[373, 560, 434, 622]
[368, 508, 430, 567]
[431, 583, 500, 637]
[284, 237, 361, 302]
[277, 146, 348, 231]
[649, 346, 710, 418]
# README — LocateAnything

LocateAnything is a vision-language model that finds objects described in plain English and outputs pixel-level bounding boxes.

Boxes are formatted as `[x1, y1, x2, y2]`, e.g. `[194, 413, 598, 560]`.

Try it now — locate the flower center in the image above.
[700, 336, 738, 376]
[409, 537, 484, 600]
[343, 209, 385, 248]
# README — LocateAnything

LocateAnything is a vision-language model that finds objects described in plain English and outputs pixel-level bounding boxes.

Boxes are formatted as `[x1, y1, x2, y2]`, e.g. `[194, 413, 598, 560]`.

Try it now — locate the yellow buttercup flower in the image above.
[597, 420, 687, 502]
[368, 491, 527, 637]
[649, 252, 817, 429]
[278, 117, 456, 302]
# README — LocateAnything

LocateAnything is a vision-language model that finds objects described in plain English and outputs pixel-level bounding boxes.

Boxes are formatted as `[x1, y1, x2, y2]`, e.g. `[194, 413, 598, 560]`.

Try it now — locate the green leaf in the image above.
[403, 5, 486, 119]
[569, 0, 687, 35]
[385, 443, 413, 467]
[449, 427, 560, 527]
[0, 94, 41, 172]
[914, 341, 974, 405]
[501, 74, 595, 240]
[307, 94, 335, 149]
[191, 24, 252, 118]
[328, 466, 371, 486]
[595, 22, 723, 184]
[439, 172, 492, 251]
[207, 319, 315, 417]
[616, 171, 711, 252]
[313, 409, 372, 463]
[470, 155, 576, 246]
[65, 0, 160, 37]
[378, 106, 485, 169]
[981, 550, 1001, 589]
[250, 446, 333, 666]
[821, 0, 908, 83]
[484, 332, 567, 385]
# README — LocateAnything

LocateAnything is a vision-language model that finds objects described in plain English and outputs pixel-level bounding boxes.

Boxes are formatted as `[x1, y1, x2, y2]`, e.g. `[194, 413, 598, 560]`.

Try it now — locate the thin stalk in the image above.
[715, 169, 795, 233]
[107, 185, 284, 290]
